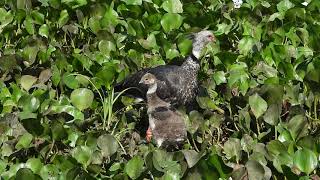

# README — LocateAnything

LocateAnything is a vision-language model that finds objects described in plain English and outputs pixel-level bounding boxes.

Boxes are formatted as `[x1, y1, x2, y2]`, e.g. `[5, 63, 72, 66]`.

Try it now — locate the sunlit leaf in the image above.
[20, 75, 37, 91]
[249, 93, 268, 119]
[58, 10, 69, 28]
[39, 24, 49, 38]
[161, 13, 183, 33]
[124, 156, 144, 179]
[293, 148, 317, 174]
[71, 146, 92, 168]
[15, 133, 33, 150]
[162, 0, 183, 13]
[70, 88, 94, 111]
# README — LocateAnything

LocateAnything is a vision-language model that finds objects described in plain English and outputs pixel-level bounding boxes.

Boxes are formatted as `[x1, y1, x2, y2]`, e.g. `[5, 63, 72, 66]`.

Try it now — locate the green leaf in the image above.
[62, 0, 87, 8]
[109, 162, 121, 171]
[121, 0, 142, 5]
[26, 158, 43, 174]
[0, 8, 14, 32]
[100, 3, 119, 29]
[16, 168, 36, 180]
[263, 103, 280, 125]
[24, 15, 35, 35]
[15, 133, 33, 150]
[124, 156, 144, 179]
[213, 71, 226, 85]
[58, 10, 69, 28]
[39, 24, 49, 38]
[286, 115, 307, 140]
[214, 23, 232, 35]
[238, 36, 255, 55]
[88, 16, 101, 34]
[51, 120, 67, 141]
[138, 34, 158, 50]
[245, 160, 266, 180]
[181, 150, 203, 168]
[96, 65, 116, 88]
[277, 0, 294, 12]
[31, 11, 44, 25]
[208, 154, 230, 178]
[71, 146, 92, 168]
[98, 40, 116, 55]
[22, 46, 39, 66]
[62, 73, 79, 89]
[161, 13, 183, 33]
[166, 48, 180, 60]
[0, 160, 7, 174]
[70, 88, 94, 111]
[97, 134, 119, 157]
[177, 38, 192, 56]
[249, 93, 268, 119]
[162, 0, 183, 13]
[223, 138, 241, 161]
[50, 105, 84, 121]
[18, 95, 40, 112]
[39, 164, 59, 179]
[293, 148, 317, 174]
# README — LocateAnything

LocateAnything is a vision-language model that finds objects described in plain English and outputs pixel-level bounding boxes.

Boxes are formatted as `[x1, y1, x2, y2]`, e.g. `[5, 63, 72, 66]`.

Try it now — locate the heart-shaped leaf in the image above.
[162, 0, 183, 13]
[39, 24, 49, 38]
[70, 88, 94, 111]
[181, 150, 203, 168]
[249, 93, 268, 119]
[58, 10, 69, 28]
[161, 13, 183, 33]
[71, 146, 92, 168]
[124, 156, 144, 179]
[223, 138, 241, 162]
[20, 75, 37, 91]
[97, 134, 119, 157]
[15, 133, 33, 150]
[293, 148, 317, 174]
[121, 0, 142, 5]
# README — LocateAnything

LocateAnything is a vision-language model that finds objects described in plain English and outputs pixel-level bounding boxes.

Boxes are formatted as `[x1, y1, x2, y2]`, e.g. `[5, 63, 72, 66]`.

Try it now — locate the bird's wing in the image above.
[150, 106, 174, 121]
[114, 65, 182, 101]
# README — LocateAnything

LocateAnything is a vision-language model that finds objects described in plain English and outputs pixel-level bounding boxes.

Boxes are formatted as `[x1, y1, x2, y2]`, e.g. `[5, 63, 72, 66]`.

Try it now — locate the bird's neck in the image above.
[146, 84, 169, 107]
[147, 83, 157, 95]
[181, 43, 203, 70]
[147, 84, 160, 103]
[181, 53, 200, 71]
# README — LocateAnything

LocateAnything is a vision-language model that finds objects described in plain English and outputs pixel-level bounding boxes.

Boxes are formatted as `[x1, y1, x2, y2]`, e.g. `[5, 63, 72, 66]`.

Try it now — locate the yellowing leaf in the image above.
[20, 75, 37, 91]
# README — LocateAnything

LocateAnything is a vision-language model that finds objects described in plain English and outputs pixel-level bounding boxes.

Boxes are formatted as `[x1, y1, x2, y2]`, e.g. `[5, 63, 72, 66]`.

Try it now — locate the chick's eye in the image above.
[208, 35, 212, 38]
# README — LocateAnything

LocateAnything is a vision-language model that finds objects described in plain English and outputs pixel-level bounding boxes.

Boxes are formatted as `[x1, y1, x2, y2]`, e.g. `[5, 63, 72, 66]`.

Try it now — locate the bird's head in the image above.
[139, 73, 157, 85]
[192, 30, 215, 58]
[193, 30, 215, 44]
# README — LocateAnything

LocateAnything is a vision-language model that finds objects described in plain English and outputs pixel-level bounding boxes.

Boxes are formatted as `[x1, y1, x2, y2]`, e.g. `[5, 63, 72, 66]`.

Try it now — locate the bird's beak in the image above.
[139, 80, 143, 84]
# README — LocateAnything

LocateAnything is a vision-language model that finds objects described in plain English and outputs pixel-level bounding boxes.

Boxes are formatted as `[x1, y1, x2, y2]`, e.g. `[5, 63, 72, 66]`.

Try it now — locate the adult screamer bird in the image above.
[115, 30, 215, 108]
[139, 73, 187, 148]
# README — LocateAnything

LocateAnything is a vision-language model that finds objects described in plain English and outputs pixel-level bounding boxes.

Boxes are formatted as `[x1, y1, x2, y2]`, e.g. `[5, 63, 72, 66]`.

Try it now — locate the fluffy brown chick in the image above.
[139, 73, 187, 148]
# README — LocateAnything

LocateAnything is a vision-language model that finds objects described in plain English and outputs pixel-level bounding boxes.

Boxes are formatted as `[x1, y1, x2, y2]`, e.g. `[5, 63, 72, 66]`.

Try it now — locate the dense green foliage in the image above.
[1, 0, 320, 179]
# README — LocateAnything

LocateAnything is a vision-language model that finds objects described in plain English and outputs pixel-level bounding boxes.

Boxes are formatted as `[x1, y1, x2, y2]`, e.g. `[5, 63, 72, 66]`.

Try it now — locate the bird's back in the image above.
[115, 64, 198, 107]
[149, 106, 187, 148]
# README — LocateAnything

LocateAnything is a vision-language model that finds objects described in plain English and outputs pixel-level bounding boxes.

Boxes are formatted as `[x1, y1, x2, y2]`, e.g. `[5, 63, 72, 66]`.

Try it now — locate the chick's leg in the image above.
[146, 127, 152, 142]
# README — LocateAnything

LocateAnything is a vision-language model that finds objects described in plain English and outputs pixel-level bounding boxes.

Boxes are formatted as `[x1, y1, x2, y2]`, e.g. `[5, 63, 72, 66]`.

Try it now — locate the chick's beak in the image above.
[139, 79, 143, 84]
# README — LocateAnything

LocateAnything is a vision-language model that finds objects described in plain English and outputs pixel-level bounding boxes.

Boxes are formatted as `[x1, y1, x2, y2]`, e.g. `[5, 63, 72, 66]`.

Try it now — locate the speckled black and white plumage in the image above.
[115, 30, 215, 107]
[140, 73, 187, 148]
